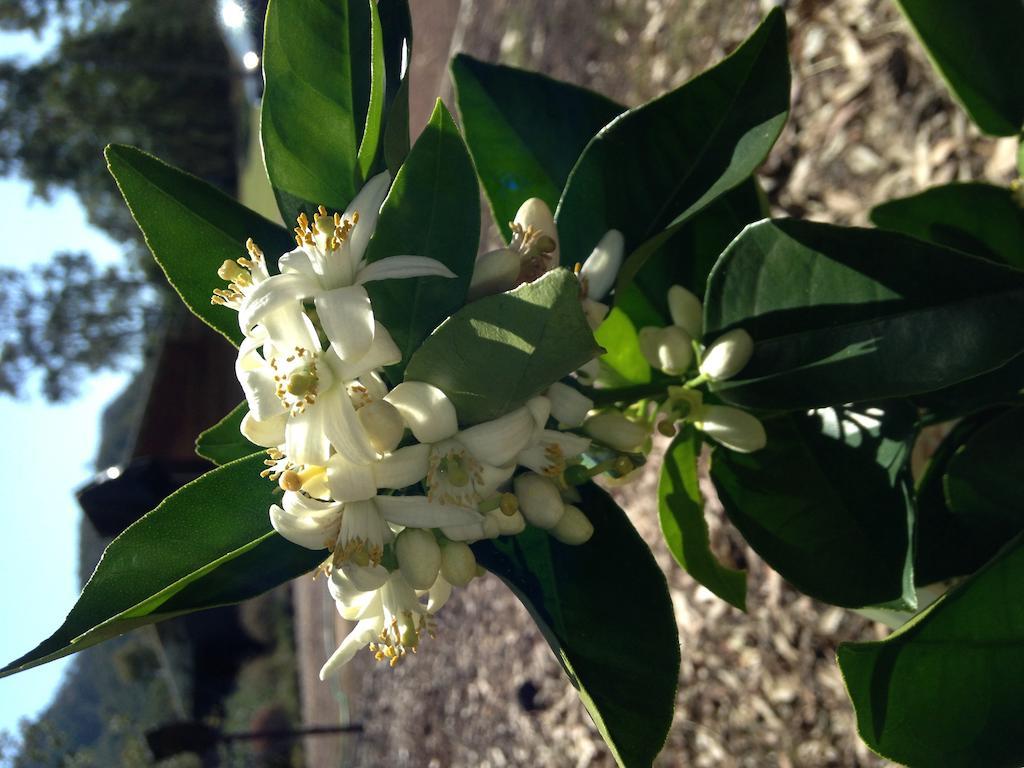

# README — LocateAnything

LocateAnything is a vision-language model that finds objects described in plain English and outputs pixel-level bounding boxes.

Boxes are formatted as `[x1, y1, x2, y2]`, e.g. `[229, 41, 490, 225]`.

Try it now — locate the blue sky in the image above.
[0, 30, 131, 738]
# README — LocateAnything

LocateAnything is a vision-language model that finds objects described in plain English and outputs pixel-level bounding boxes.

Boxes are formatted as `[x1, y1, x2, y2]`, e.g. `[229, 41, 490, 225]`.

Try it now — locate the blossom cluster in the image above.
[214, 177, 615, 676]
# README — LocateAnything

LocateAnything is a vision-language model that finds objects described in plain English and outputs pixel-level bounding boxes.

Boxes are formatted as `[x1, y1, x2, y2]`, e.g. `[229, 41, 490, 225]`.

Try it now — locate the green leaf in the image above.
[838, 534, 1024, 767]
[556, 9, 789, 276]
[378, 0, 413, 177]
[363, 100, 479, 378]
[105, 144, 295, 347]
[195, 401, 256, 465]
[894, 0, 1024, 136]
[473, 483, 678, 768]
[659, 429, 746, 609]
[704, 219, 1024, 410]
[0, 455, 323, 678]
[710, 404, 917, 609]
[404, 268, 601, 424]
[451, 54, 623, 239]
[871, 182, 1024, 268]
[946, 406, 1024, 524]
[261, 0, 372, 219]
[356, 0, 385, 179]
[915, 409, 1010, 585]
[913, 351, 1024, 421]
[592, 307, 651, 386]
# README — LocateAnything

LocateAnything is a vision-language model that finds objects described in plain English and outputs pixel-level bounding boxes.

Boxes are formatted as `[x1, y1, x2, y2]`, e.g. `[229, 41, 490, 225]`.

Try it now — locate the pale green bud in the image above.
[667, 284, 703, 339]
[695, 404, 766, 453]
[440, 540, 477, 587]
[699, 329, 754, 381]
[656, 325, 694, 376]
[395, 528, 441, 590]
[550, 504, 594, 545]
[546, 382, 593, 428]
[583, 412, 649, 452]
[513, 473, 565, 529]
[579, 229, 624, 301]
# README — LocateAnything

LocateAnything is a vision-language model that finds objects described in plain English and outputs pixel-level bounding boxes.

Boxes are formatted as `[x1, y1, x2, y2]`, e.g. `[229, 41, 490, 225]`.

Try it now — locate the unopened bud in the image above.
[546, 382, 593, 427]
[699, 329, 754, 381]
[656, 325, 694, 376]
[667, 284, 703, 339]
[550, 505, 594, 545]
[695, 405, 767, 453]
[357, 399, 405, 454]
[514, 198, 557, 241]
[468, 248, 520, 301]
[513, 473, 565, 529]
[584, 412, 649, 453]
[440, 540, 477, 587]
[488, 508, 526, 536]
[579, 229, 625, 301]
[395, 528, 441, 590]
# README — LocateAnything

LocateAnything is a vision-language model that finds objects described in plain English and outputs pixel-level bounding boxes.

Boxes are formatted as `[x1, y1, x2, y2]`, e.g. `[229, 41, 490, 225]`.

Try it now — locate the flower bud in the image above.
[395, 528, 441, 590]
[440, 540, 477, 587]
[514, 198, 557, 241]
[546, 382, 593, 427]
[695, 405, 767, 453]
[582, 298, 610, 330]
[667, 284, 703, 339]
[489, 507, 526, 536]
[637, 326, 662, 370]
[513, 473, 565, 529]
[655, 325, 694, 376]
[357, 399, 405, 454]
[699, 328, 753, 381]
[468, 248, 520, 301]
[550, 505, 594, 545]
[583, 412, 648, 452]
[579, 229, 624, 301]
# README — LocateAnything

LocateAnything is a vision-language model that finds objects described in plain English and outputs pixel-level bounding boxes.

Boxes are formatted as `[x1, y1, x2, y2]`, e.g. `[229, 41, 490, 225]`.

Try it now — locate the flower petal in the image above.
[425, 576, 452, 614]
[329, 568, 383, 616]
[278, 246, 317, 280]
[270, 493, 342, 550]
[579, 228, 624, 300]
[546, 382, 593, 427]
[319, 617, 383, 679]
[385, 382, 458, 444]
[341, 562, 390, 592]
[329, 322, 401, 381]
[320, 393, 377, 465]
[326, 453, 378, 502]
[314, 284, 375, 362]
[376, 495, 483, 529]
[236, 349, 284, 422]
[240, 410, 287, 448]
[286, 404, 331, 466]
[457, 407, 534, 466]
[355, 255, 456, 284]
[238, 272, 315, 337]
[468, 248, 519, 301]
[373, 444, 430, 489]
[345, 170, 391, 263]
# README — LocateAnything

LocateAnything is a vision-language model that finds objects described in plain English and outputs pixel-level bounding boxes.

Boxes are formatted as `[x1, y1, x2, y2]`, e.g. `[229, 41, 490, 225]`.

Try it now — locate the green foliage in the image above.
[659, 429, 746, 610]
[451, 53, 623, 239]
[557, 9, 789, 278]
[711, 404, 917, 609]
[705, 219, 1024, 410]
[871, 182, 1024, 268]
[839, 534, 1024, 767]
[363, 100, 479, 378]
[195, 401, 257, 465]
[0, 454, 322, 678]
[404, 268, 601, 424]
[474, 483, 679, 768]
[106, 144, 295, 346]
[894, 0, 1024, 136]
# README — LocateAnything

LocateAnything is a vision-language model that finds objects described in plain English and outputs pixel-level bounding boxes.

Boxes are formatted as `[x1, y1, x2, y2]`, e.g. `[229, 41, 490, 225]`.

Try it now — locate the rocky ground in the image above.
[297, 1, 1018, 766]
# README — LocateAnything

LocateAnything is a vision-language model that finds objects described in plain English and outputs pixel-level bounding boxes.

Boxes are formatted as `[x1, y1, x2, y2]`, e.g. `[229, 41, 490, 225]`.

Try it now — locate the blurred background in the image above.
[0, 0, 1016, 766]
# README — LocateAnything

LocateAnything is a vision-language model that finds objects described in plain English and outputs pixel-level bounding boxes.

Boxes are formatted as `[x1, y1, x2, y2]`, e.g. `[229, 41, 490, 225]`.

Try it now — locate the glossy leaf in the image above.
[355, 0, 385, 179]
[556, 9, 789, 275]
[659, 429, 746, 609]
[0, 455, 323, 678]
[105, 144, 294, 347]
[871, 182, 1024, 268]
[839, 534, 1024, 767]
[195, 401, 256, 465]
[404, 268, 601, 425]
[710, 404, 917, 609]
[451, 54, 623, 239]
[261, 0, 372, 219]
[913, 351, 1024, 421]
[895, 0, 1024, 136]
[705, 219, 1024, 410]
[474, 483, 678, 768]
[364, 100, 479, 377]
[593, 307, 652, 386]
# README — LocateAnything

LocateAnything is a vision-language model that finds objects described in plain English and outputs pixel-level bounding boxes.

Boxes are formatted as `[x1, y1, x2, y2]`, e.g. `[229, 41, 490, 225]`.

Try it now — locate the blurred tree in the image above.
[0, 252, 159, 400]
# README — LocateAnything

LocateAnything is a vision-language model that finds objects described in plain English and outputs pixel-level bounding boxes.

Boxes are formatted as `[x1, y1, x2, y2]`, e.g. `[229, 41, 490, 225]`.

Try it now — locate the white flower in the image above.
[515, 395, 591, 478]
[468, 197, 558, 299]
[545, 382, 594, 428]
[578, 229, 625, 329]
[667, 284, 703, 339]
[694, 404, 766, 453]
[699, 328, 754, 381]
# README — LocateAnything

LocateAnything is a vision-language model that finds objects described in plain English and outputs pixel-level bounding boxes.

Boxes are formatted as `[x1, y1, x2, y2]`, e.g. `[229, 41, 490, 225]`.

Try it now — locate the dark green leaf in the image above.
[451, 54, 623, 239]
[364, 100, 479, 378]
[404, 268, 601, 424]
[105, 144, 294, 347]
[556, 9, 789, 276]
[383, 69, 411, 177]
[0, 455, 322, 678]
[356, 0, 385, 179]
[871, 182, 1024, 268]
[915, 408, 1010, 585]
[474, 483, 678, 768]
[261, 0, 371, 219]
[946, 406, 1024, 523]
[704, 219, 1024, 410]
[195, 401, 256, 465]
[895, 0, 1024, 136]
[710, 404, 917, 608]
[659, 429, 746, 609]
[838, 534, 1024, 767]
[913, 351, 1024, 421]
[378, 0, 413, 177]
